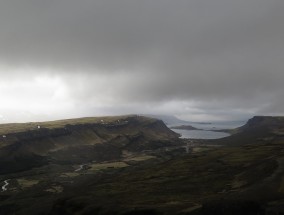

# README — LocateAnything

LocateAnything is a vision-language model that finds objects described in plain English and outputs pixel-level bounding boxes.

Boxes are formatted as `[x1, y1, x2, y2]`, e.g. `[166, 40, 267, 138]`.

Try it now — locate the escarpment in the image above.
[0, 115, 181, 174]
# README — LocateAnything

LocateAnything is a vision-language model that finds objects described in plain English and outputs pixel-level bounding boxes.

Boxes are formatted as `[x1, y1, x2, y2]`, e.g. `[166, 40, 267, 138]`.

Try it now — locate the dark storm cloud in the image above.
[0, 0, 284, 121]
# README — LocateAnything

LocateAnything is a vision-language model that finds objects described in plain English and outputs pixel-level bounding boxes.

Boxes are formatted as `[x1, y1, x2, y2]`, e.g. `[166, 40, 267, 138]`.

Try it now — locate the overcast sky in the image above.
[0, 0, 283, 123]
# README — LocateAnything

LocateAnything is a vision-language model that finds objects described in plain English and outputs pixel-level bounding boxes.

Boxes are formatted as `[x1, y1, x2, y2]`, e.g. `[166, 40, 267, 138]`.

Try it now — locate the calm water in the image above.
[168, 121, 246, 139]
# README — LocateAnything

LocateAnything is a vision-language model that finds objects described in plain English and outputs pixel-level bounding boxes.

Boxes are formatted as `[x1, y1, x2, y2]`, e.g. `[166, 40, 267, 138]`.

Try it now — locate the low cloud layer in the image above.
[0, 0, 283, 122]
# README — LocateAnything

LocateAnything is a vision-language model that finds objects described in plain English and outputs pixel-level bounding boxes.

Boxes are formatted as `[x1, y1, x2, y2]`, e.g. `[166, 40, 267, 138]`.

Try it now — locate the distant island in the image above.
[193, 122, 212, 125]
[170, 125, 235, 134]
[170, 125, 201, 130]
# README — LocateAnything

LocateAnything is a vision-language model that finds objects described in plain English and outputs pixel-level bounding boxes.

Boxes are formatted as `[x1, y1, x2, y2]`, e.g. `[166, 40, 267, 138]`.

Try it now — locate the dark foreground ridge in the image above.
[1, 116, 284, 214]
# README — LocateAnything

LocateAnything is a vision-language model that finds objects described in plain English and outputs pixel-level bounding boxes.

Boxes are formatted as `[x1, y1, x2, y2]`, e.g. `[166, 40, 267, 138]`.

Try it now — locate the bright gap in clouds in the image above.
[0, 67, 256, 124]
[0, 67, 76, 123]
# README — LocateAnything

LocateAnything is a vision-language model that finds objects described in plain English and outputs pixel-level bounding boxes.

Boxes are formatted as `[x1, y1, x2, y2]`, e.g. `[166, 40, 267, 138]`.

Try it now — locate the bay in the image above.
[168, 120, 246, 139]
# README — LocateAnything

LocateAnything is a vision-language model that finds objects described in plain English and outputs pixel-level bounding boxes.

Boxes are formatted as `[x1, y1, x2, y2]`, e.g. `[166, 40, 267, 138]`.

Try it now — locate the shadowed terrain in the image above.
[1, 116, 284, 214]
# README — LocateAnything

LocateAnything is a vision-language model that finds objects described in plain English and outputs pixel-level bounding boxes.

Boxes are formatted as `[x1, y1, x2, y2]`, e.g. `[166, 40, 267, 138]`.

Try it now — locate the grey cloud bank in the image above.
[0, 0, 283, 122]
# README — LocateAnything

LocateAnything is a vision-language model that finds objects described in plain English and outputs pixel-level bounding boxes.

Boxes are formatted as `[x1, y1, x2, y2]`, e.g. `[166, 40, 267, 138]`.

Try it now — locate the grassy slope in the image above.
[0, 115, 180, 174]
[0, 115, 151, 135]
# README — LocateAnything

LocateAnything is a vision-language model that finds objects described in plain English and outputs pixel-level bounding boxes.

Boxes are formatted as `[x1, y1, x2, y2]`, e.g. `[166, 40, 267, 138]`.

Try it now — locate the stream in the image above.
[1, 179, 10, 192]
[75, 165, 85, 172]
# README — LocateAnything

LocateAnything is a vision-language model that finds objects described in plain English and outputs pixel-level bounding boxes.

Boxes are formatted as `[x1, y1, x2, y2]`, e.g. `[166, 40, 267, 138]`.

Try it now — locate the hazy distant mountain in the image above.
[142, 114, 191, 125]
